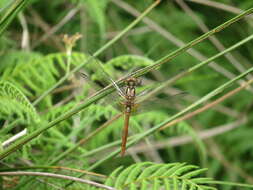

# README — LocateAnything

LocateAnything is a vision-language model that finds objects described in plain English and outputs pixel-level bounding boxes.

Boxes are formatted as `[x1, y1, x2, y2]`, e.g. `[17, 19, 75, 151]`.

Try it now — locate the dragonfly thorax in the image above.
[122, 77, 136, 111]
[125, 87, 136, 99]
[123, 77, 136, 100]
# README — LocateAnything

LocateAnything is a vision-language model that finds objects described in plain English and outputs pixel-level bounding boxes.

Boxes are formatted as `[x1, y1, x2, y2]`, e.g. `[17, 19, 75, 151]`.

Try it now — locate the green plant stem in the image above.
[66, 48, 72, 75]
[0, 0, 30, 36]
[130, 7, 253, 78]
[81, 140, 121, 158]
[32, 0, 161, 106]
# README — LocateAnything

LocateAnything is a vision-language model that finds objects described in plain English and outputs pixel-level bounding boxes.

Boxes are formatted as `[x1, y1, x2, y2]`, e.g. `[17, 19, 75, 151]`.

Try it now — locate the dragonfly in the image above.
[118, 77, 139, 156]
[79, 54, 148, 156]
[79, 54, 183, 156]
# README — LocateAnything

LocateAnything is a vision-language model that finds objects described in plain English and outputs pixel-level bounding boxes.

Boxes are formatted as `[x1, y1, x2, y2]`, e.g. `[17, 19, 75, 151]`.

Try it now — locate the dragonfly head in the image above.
[126, 77, 139, 87]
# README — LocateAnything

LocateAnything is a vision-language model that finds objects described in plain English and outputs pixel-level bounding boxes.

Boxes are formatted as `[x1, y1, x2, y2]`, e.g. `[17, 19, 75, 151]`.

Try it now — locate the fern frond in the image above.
[0, 81, 39, 123]
[3, 52, 88, 97]
[105, 162, 216, 190]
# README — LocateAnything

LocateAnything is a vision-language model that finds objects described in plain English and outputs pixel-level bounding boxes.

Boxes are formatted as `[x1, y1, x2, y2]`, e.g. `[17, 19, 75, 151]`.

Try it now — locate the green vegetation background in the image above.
[1, 0, 253, 189]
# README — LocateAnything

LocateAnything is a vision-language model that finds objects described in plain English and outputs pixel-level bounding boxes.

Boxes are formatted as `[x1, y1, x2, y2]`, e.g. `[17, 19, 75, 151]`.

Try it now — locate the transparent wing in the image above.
[82, 53, 126, 98]
[132, 81, 187, 115]
[78, 71, 124, 110]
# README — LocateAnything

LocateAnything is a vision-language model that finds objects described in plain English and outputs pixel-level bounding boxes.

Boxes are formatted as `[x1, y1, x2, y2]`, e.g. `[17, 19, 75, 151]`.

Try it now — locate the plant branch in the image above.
[0, 171, 116, 190]
[0, 0, 30, 36]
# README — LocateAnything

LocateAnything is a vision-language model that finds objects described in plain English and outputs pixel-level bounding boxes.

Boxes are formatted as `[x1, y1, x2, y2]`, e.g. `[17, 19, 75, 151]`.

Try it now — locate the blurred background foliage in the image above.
[1, 0, 253, 189]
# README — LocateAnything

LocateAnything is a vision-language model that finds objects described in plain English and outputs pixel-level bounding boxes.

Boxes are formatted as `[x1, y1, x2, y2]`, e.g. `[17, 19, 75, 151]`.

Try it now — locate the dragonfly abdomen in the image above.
[121, 77, 138, 156]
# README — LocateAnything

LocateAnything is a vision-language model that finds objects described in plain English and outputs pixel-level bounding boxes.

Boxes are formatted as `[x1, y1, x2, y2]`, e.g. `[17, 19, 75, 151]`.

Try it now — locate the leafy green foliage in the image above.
[0, 81, 39, 123]
[2, 52, 87, 97]
[105, 162, 216, 190]
[1, 0, 253, 190]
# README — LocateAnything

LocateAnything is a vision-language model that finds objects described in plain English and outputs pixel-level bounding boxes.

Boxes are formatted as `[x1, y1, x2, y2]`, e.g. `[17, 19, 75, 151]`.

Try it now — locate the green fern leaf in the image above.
[164, 178, 171, 190]
[164, 163, 187, 176]
[173, 177, 179, 190]
[0, 81, 39, 123]
[181, 180, 187, 190]
[115, 164, 137, 188]
[137, 163, 166, 179]
[151, 163, 178, 177]
[105, 166, 124, 187]
[125, 162, 152, 184]
[3, 52, 88, 98]
[105, 162, 216, 190]
[182, 168, 208, 179]
[140, 179, 149, 190]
